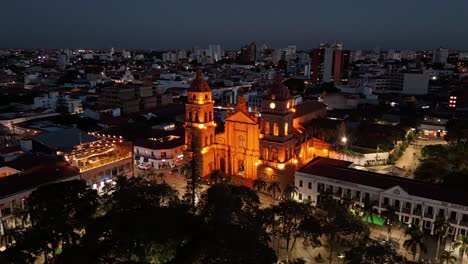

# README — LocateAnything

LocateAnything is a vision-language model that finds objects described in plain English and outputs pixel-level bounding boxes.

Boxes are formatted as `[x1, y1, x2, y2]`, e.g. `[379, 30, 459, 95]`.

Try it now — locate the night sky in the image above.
[1, 0, 468, 50]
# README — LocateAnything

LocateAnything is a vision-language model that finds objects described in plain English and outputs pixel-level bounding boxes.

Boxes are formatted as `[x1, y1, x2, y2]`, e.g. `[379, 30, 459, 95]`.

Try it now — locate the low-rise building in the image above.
[133, 125, 185, 170]
[0, 153, 80, 235]
[23, 128, 133, 192]
[295, 157, 468, 238]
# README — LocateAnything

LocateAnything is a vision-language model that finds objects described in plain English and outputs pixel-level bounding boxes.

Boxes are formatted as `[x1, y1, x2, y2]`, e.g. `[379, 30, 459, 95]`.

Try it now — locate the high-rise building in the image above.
[239, 42, 257, 64]
[400, 50, 416, 60]
[208, 44, 223, 61]
[311, 42, 349, 85]
[432, 47, 449, 65]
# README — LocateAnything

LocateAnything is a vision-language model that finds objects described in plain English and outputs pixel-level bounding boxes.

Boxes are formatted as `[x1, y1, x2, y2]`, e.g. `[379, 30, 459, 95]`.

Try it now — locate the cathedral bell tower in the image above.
[185, 70, 216, 177]
[257, 73, 296, 185]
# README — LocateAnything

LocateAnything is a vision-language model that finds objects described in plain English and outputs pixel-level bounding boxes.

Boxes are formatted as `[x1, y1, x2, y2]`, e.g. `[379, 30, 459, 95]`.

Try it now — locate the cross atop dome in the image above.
[189, 69, 211, 92]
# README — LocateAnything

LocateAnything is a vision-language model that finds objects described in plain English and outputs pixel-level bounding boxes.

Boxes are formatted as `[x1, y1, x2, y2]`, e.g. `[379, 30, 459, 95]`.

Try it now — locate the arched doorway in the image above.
[219, 157, 226, 173]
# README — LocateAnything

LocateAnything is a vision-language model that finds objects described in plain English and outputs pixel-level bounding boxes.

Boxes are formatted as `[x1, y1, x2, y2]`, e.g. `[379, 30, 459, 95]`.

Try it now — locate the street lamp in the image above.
[338, 253, 345, 263]
[341, 136, 347, 144]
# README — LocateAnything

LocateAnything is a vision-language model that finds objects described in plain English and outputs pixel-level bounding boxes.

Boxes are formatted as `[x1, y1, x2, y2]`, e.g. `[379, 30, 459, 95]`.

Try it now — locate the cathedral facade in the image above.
[185, 70, 330, 186]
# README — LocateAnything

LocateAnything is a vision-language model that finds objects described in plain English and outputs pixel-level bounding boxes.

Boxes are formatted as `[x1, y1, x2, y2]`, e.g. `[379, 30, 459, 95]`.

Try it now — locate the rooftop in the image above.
[0, 153, 80, 198]
[298, 157, 468, 207]
[32, 127, 99, 152]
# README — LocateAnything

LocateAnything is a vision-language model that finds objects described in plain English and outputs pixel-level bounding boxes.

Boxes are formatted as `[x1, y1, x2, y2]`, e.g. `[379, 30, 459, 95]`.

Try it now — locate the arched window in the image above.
[284, 122, 288, 136]
[192, 94, 196, 100]
[210, 134, 213, 144]
[205, 136, 208, 146]
[272, 148, 278, 161]
[205, 94, 208, 99]
[195, 112, 199, 123]
[273, 122, 279, 136]
[188, 111, 192, 121]
[265, 122, 270, 135]
[209, 112, 212, 121]
[204, 112, 208, 123]
[238, 160, 245, 174]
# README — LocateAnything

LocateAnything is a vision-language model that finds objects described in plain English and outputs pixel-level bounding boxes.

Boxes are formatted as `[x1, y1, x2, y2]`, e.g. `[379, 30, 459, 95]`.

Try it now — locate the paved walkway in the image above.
[394, 138, 447, 178]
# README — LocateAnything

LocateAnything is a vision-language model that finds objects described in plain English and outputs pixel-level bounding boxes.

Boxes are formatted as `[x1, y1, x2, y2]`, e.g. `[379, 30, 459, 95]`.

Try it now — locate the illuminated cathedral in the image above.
[185, 70, 330, 186]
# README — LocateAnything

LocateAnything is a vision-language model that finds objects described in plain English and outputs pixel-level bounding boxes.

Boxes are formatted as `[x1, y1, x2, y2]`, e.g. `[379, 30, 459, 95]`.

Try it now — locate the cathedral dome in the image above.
[267, 73, 290, 100]
[189, 69, 211, 92]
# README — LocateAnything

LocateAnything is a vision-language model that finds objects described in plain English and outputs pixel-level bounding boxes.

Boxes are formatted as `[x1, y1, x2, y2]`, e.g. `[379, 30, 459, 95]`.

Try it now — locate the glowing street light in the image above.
[341, 136, 347, 144]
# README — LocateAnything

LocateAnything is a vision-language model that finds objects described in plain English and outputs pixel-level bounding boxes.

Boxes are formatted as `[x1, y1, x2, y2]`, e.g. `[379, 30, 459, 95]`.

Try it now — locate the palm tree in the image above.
[440, 250, 457, 264]
[385, 206, 399, 241]
[403, 225, 427, 261]
[224, 174, 233, 184]
[267, 181, 281, 199]
[209, 170, 224, 184]
[434, 217, 451, 260]
[362, 197, 378, 226]
[154, 172, 164, 183]
[453, 234, 468, 264]
[283, 184, 298, 200]
[179, 164, 190, 178]
[253, 178, 267, 193]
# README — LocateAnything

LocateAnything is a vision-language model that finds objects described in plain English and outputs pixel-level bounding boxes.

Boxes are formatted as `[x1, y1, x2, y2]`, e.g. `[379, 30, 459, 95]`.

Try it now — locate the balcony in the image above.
[460, 220, 468, 227]
[0, 207, 12, 219]
[449, 218, 459, 225]
[424, 212, 434, 219]
[79, 152, 132, 172]
[413, 210, 422, 216]
[402, 207, 412, 214]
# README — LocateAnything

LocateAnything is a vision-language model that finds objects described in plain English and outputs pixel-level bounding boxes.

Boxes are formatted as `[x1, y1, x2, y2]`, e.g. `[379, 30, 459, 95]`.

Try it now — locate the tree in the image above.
[56, 177, 203, 264]
[440, 250, 457, 264]
[453, 234, 468, 264]
[434, 217, 451, 260]
[156, 172, 165, 184]
[403, 225, 427, 261]
[384, 206, 399, 241]
[267, 181, 281, 199]
[253, 178, 267, 193]
[345, 240, 405, 264]
[421, 144, 449, 159]
[111, 177, 180, 212]
[1, 181, 98, 263]
[179, 164, 190, 178]
[176, 183, 277, 264]
[414, 158, 450, 183]
[273, 200, 321, 261]
[283, 184, 298, 200]
[324, 206, 370, 264]
[362, 197, 378, 227]
[209, 170, 225, 184]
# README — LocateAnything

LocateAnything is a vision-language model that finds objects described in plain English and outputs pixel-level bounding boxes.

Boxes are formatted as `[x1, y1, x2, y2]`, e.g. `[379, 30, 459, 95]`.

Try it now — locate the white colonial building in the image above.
[295, 158, 468, 238]
[133, 125, 185, 170]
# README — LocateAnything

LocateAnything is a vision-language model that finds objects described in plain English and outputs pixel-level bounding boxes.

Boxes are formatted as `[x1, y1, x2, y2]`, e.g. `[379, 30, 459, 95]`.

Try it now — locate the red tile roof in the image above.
[299, 157, 468, 207]
[0, 153, 80, 198]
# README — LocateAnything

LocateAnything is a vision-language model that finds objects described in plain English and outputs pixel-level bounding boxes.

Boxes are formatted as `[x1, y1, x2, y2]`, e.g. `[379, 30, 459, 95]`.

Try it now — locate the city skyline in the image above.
[1, 0, 468, 50]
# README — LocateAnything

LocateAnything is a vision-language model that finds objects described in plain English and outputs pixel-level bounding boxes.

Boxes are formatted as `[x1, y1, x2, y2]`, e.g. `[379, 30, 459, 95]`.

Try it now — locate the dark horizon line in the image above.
[0, 45, 461, 53]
